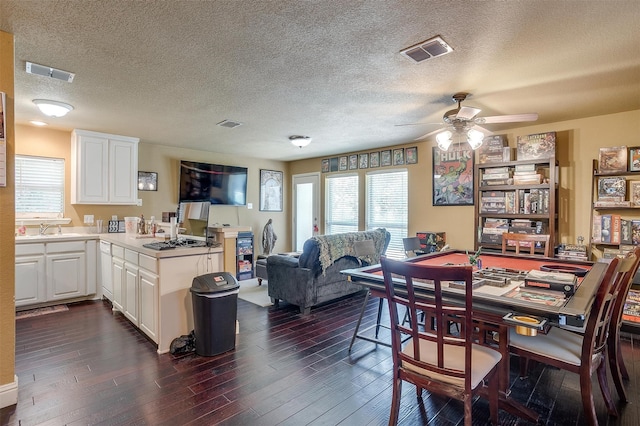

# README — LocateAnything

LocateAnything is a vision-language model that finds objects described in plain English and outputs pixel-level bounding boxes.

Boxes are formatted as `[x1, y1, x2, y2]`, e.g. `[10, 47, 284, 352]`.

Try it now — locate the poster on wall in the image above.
[432, 145, 474, 206]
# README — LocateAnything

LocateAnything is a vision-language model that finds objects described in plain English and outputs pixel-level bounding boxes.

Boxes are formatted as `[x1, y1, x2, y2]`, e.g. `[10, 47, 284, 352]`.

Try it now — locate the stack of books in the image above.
[480, 191, 506, 213]
[623, 289, 640, 323]
[480, 218, 509, 244]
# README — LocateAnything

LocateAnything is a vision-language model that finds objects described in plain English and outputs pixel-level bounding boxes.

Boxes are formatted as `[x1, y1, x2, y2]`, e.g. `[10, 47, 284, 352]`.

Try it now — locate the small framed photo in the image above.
[349, 154, 358, 170]
[393, 148, 405, 166]
[629, 147, 640, 172]
[329, 157, 339, 172]
[405, 146, 418, 164]
[137, 171, 158, 191]
[321, 159, 329, 173]
[381, 150, 392, 167]
[338, 156, 348, 171]
[359, 153, 369, 169]
[369, 152, 380, 168]
[631, 182, 640, 206]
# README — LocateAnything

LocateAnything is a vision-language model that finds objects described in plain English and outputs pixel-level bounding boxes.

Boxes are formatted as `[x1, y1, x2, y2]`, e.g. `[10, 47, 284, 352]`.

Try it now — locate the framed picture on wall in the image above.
[260, 169, 283, 211]
[137, 171, 158, 191]
[369, 152, 380, 168]
[339, 156, 348, 171]
[359, 153, 369, 169]
[321, 159, 329, 173]
[349, 154, 358, 170]
[405, 147, 418, 164]
[380, 150, 392, 167]
[432, 146, 474, 206]
[393, 148, 405, 166]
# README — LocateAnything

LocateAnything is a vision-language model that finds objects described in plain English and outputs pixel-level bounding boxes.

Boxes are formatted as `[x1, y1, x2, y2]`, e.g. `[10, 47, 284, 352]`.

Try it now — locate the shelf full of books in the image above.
[474, 132, 558, 254]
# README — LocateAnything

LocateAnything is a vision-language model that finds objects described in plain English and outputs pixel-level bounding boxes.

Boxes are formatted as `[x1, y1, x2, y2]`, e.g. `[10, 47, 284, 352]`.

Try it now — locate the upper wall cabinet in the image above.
[71, 129, 140, 204]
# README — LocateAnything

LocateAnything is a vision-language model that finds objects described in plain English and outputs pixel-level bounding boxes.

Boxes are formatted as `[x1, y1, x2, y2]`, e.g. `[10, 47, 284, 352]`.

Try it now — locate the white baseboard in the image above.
[0, 375, 18, 409]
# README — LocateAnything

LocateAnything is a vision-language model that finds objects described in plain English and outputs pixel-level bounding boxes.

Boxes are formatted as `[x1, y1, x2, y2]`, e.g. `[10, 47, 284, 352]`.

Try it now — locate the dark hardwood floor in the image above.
[2, 292, 640, 425]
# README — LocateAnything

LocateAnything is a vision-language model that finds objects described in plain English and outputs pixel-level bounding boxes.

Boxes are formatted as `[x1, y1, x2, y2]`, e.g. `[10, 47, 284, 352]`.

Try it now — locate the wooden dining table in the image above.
[341, 249, 608, 422]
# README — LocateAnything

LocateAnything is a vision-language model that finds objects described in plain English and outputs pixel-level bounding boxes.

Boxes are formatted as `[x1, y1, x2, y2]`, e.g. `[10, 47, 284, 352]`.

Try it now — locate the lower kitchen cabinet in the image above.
[15, 239, 97, 308]
[139, 268, 158, 341]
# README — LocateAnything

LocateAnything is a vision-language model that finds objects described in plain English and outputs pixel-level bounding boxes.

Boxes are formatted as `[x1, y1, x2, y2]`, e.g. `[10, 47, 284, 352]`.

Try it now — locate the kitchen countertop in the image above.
[16, 233, 222, 259]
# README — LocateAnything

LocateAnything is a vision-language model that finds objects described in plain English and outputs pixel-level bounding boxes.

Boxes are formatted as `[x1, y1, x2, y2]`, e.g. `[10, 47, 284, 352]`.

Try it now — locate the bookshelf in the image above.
[589, 158, 640, 332]
[474, 157, 558, 255]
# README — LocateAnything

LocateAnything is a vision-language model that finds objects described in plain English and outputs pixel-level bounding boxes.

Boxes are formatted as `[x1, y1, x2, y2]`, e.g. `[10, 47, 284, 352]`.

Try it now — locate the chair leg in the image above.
[579, 368, 599, 426]
[348, 290, 371, 352]
[388, 374, 402, 426]
[518, 356, 530, 379]
[463, 395, 473, 426]
[617, 333, 630, 380]
[596, 360, 618, 417]
[487, 371, 500, 426]
[374, 297, 384, 338]
[608, 330, 629, 402]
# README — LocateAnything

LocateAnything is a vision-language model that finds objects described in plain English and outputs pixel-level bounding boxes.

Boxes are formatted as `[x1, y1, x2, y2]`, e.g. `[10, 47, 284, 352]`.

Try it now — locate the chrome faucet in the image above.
[39, 223, 52, 235]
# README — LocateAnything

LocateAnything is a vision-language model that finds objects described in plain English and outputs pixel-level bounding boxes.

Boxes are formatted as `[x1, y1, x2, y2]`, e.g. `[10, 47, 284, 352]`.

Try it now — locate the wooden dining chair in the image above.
[608, 247, 640, 402]
[501, 232, 551, 257]
[402, 236, 422, 258]
[380, 256, 502, 426]
[509, 257, 621, 426]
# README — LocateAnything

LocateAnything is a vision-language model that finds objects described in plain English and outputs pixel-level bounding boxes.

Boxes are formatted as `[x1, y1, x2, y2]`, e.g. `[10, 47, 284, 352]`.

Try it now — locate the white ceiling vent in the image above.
[400, 36, 453, 64]
[26, 61, 75, 82]
[216, 120, 243, 129]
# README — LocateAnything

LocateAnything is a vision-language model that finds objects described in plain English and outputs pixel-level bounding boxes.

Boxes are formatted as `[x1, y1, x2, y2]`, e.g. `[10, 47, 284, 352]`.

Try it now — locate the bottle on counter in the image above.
[138, 214, 147, 234]
[17, 221, 26, 236]
[149, 216, 157, 235]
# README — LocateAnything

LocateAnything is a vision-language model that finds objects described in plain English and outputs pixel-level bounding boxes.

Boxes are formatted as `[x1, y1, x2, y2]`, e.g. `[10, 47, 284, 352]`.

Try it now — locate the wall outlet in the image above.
[84, 214, 94, 224]
[247, 203, 253, 209]
[136, 198, 143, 206]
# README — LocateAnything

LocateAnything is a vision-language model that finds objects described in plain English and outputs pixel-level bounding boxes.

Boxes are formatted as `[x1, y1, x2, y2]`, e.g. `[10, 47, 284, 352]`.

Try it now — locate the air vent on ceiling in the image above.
[400, 36, 453, 64]
[216, 120, 243, 129]
[26, 61, 75, 82]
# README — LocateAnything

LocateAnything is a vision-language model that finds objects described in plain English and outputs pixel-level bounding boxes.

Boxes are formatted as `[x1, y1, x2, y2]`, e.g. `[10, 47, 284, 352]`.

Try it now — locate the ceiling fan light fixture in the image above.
[467, 128, 484, 150]
[436, 130, 452, 151]
[289, 135, 312, 148]
[33, 99, 74, 117]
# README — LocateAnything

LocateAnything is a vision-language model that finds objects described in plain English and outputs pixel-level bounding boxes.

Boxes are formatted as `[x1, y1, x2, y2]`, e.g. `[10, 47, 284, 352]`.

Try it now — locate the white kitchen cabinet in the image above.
[139, 267, 158, 341]
[124, 261, 139, 325]
[111, 245, 125, 312]
[100, 241, 113, 300]
[15, 239, 97, 307]
[71, 129, 139, 205]
[15, 243, 46, 307]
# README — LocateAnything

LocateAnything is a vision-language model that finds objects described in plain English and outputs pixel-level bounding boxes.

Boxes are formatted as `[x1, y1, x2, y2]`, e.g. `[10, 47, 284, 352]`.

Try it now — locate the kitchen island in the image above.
[99, 234, 223, 353]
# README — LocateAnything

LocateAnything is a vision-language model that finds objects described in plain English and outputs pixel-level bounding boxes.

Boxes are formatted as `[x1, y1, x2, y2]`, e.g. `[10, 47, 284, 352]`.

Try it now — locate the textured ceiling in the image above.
[1, 0, 639, 161]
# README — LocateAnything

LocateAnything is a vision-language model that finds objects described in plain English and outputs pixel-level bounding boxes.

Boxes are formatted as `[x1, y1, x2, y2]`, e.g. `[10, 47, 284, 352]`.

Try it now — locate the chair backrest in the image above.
[582, 257, 621, 363]
[501, 232, 551, 257]
[381, 256, 474, 391]
[609, 247, 640, 334]
[402, 237, 422, 258]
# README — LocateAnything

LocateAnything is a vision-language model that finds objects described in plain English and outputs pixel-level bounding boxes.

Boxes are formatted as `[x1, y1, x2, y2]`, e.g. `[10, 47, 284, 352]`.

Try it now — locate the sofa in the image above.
[267, 228, 390, 315]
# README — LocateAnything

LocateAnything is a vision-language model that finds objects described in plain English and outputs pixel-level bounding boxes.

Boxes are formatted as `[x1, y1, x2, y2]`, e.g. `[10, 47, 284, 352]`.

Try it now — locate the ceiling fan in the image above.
[401, 92, 538, 151]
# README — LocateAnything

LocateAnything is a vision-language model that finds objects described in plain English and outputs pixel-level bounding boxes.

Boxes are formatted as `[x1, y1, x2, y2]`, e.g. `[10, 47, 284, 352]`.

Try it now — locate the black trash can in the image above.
[190, 272, 240, 356]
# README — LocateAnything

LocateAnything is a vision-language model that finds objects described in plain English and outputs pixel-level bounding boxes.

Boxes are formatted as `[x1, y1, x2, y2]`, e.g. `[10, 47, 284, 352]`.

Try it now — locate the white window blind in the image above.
[325, 174, 359, 235]
[15, 155, 65, 217]
[366, 169, 408, 259]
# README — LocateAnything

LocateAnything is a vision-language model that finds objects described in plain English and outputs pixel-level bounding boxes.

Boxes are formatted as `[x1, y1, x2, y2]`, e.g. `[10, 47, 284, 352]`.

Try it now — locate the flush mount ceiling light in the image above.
[33, 99, 74, 117]
[289, 135, 312, 148]
[29, 120, 48, 126]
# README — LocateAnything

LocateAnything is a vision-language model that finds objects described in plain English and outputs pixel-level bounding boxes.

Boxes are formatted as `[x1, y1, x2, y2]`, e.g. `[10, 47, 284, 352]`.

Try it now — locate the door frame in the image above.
[292, 172, 320, 251]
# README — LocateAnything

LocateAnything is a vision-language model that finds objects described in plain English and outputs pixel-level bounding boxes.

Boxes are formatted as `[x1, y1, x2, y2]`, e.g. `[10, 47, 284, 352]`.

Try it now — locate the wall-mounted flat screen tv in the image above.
[179, 160, 248, 206]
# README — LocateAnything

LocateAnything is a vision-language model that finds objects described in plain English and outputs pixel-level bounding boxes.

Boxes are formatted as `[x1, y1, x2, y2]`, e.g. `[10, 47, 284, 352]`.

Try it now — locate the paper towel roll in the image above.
[170, 217, 177, 239]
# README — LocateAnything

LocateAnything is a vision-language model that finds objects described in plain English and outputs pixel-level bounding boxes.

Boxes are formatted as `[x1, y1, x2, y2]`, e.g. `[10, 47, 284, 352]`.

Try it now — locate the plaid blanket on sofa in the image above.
[314, 228, 388, 275]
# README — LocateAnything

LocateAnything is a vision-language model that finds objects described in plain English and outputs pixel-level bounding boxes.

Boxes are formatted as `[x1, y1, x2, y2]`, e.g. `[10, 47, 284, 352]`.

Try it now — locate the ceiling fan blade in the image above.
[478, 113, 538, 124]
[470, 124, 493, 135]
[456, 106, 481, 120]
[394, 122, 442, 127]
[414, 127, 445, 141]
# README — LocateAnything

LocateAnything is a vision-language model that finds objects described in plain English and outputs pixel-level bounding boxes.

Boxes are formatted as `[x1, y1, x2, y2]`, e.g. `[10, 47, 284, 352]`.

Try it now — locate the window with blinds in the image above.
[325, 174, 359, 235]
[366, 169, 408, 259]
[15, 155, 65, 218]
